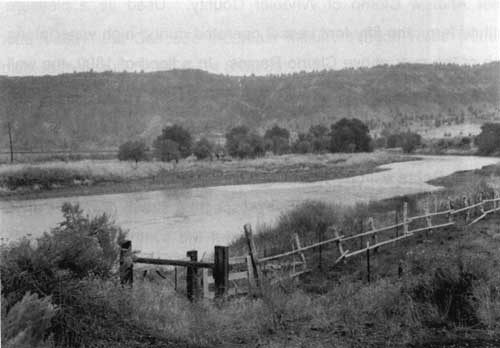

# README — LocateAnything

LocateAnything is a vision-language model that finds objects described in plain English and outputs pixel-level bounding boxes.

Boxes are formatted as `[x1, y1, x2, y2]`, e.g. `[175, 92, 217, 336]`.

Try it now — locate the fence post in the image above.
[448, 197, 454, 223]
[293, 233, 307, 268]
[317, 222, 326, 271]
[244, 224, 263, 291]
[214, 246, 229, 299]
[366, 241, 371, 283]
[202, 268, 210, 299]
[358, 218, 364, 250]
[334, 227, 345, 255]
[403, 202, 409, 234]
[246, 254, 256, 289]
[120, 240, 133, 286]
[461, 196, 468, 223]
[186, 250, 198, 301]
[368, 217, 378, 253]
[395, 210, 399, 238]
[174, 267, 178, 291]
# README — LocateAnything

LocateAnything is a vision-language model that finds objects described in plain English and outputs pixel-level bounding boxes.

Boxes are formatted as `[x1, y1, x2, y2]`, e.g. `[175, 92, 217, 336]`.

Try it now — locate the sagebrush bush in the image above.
[1, 203, 127, 347]
[1, 293, 56, 348]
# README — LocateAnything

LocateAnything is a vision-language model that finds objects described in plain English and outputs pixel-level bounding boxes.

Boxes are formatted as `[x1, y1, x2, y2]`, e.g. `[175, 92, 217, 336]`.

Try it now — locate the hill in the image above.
[1, 62, 499, 150]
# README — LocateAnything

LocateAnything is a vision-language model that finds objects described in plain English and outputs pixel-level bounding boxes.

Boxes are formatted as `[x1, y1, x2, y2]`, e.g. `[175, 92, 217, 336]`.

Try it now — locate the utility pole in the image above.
[7, 122, 13, 163]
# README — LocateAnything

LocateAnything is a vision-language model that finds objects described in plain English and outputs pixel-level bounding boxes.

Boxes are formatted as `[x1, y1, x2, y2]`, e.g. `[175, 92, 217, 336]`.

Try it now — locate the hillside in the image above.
[1, 62, 499, 150]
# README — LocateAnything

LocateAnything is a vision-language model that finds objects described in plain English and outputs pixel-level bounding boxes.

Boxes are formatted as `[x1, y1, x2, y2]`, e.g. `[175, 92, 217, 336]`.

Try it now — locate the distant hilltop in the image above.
[1, 62, 499, 150]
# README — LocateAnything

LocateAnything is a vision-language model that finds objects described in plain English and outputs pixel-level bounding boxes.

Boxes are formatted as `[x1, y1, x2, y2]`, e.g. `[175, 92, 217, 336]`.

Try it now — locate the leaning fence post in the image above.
[244, 224, 263, 291]
[403, 202, 409, 234]
[448, 197, 454, 223]
[317, 222, 326, 270]
[120, 240, 133, 286]
[246, 254, 256, 289]
[366, 241, 371, 283]
[368, 217, 378, 253]
[293, 233, 307, 268]
[186, 250, 198, 301]
[214, 246, 229, 298]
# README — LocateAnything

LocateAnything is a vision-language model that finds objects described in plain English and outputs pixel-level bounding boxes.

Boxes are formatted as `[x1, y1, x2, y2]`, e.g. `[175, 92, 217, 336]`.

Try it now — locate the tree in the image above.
[225, 126, 265, 158]
[153, 138, 181, 162]
[264, 125, 290, 155]
[154, 125, 192, 159]
[401, 132, 422, 153]
[309, 124, 330, 153]
[193, 138, 214, 160]
[329, 118, 372, 153]
[475, 123, 500, 155]
[117, 141, 148, 163]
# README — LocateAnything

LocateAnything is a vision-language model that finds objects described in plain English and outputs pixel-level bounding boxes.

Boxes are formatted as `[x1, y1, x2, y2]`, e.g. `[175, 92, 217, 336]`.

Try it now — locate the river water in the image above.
[0, 155, 498, 258]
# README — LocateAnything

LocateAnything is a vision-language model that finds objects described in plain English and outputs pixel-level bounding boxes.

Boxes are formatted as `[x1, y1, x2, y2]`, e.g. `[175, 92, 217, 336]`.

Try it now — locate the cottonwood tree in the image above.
[118, 141, 148, 163]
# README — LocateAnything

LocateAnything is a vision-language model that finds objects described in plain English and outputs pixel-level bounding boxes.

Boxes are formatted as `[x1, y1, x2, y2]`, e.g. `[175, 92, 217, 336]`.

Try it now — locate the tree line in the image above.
[118, 118, 383, 163]
[118, 118, 500, 163]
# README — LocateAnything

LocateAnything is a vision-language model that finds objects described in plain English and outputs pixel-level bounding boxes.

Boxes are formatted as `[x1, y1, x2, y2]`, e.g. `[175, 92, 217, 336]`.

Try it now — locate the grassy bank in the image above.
[0, 151, 412, 200]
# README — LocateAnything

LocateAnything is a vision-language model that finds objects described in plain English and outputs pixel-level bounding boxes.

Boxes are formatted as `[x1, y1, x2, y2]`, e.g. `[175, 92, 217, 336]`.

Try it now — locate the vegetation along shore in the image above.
[0, 151, 413, 200]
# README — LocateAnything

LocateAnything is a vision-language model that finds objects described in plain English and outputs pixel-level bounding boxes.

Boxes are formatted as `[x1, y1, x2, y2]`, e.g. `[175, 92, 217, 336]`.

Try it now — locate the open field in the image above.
[0, 151, 412, 200]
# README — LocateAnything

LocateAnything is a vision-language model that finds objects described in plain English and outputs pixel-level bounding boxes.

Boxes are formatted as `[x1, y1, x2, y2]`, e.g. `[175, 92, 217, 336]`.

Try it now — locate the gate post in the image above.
[214, 246, 229, 298]
[186, 250, 198, 301]
[120, 240, 133, 286]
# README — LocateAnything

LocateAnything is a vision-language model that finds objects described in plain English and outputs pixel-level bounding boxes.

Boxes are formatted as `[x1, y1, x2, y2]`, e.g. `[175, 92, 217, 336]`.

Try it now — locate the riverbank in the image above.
[0, 151, 413, 200]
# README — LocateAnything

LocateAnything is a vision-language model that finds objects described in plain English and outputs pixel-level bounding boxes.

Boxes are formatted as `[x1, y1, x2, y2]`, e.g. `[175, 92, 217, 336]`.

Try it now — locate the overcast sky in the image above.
[1, 0, 499, 76]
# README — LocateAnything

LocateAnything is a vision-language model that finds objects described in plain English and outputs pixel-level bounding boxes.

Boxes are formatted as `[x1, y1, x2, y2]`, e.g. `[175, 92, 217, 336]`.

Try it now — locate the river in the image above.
[0, 155, 498, 258]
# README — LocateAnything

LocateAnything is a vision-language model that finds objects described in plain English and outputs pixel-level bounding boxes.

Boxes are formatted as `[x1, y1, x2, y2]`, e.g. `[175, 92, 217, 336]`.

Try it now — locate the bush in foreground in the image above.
[1, 203, 128, 347]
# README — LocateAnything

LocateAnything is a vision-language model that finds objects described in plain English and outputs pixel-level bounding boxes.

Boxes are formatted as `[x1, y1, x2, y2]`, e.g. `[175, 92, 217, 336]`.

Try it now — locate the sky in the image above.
[1, 0, 499, 76]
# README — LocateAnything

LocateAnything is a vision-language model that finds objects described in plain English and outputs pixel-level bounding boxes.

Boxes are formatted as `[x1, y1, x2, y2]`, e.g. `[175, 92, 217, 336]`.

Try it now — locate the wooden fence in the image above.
[120, 190, 500, 299]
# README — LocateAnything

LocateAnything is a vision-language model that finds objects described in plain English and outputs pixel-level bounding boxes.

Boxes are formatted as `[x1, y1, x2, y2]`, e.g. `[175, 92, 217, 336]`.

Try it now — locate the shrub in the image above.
[475, 123, 500, 155]
[330, 118, 372, 153]
[1, 293, 56, 348]
[225, 126, 265, 159]
[117, 141, 148, 163]
[153, 138, 181, 162]
[264, 125, 290, 155]
[1, 203, 127, 346]
[193, 138, 214, 160]
[153, 125, 192, 160]
[401, 132, 422, 153]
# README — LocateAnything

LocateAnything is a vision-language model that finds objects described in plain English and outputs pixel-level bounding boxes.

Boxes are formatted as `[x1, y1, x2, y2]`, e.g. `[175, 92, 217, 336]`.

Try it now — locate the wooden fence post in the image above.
[174, 267, 178, 291]
[214, 246, 229, 298]
[403, 202, 409, 234]
[368, 217, 378, 253]
[317, 222, 326, 270]
[202, 268, 209, 299]
[359, 218, 364, 250]
[424, 204, 432, 237]
[244, 224, 263, 290]
[366, 241, 371, 283]
[293, 233, 307, 268]
[120, 240, 133, 286]
[462, 196, 468, 223]
[395, 210, 399, 238]
[246, 254, 256, 289]
[448, 197, 454, 223]
[186, 250, 198, 301]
